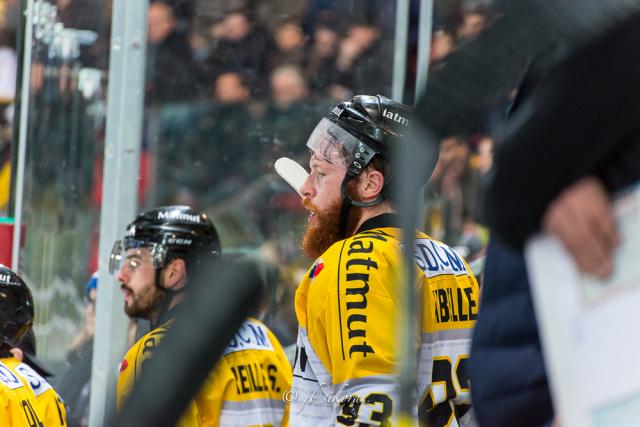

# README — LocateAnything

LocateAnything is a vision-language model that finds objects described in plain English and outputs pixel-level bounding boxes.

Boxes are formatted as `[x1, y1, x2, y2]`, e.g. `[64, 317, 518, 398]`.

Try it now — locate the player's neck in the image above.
[149, 292, 185, 325]
[352, 203, 395, 234]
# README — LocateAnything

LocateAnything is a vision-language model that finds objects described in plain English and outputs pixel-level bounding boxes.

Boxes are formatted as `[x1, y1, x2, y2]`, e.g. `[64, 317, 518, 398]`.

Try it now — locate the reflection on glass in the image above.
[19, 0, 110, 374]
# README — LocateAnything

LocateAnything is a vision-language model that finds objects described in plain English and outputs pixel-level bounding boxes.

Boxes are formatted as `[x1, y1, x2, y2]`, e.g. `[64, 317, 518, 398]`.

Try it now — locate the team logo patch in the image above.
[119, 359, 128, 372]
[308, 258, 324, 279]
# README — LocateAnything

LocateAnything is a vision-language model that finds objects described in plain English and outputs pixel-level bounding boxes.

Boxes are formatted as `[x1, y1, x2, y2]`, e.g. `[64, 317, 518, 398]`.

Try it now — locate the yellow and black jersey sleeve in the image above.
[116, 323, 170, 410]
[4, 358, 67, 427]
[116, 322, 201, 427]
[0, 360, 48, 427]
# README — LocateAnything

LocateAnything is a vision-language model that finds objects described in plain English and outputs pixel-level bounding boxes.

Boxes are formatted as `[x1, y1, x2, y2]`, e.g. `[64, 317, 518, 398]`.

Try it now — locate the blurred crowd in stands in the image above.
[0, 0, 498, 258]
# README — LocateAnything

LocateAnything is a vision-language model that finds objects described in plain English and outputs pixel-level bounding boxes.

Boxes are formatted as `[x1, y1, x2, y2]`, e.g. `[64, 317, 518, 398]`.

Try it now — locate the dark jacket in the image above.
[485, 11, 640, 248]
[471, 11, 640, 427]
[469, 238, 553, 427]
[146, 31, 200, 106]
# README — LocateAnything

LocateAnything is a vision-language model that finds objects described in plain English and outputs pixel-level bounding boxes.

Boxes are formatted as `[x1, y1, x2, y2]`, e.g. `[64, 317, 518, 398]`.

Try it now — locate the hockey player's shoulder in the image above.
[338, 228, 397, 255]
[414, 235, 472, 278]
[223, 318, 275, 356]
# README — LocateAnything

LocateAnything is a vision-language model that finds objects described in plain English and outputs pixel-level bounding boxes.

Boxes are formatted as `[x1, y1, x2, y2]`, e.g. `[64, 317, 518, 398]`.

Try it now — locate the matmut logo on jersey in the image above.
[308, 258, 324, 280]
[224, 320, 274, 356]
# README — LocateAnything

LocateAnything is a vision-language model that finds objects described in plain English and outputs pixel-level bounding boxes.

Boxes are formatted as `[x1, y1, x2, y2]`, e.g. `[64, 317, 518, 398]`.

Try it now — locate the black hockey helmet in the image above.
[307, 94, 412, 179]
[0, 265, 35, 348]
[109, 205, 221, 274]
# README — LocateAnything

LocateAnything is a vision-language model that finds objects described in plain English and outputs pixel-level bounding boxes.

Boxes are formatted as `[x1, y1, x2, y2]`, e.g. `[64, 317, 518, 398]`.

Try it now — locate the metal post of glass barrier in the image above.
[415, 0, 433, 99]
[88, 0, 148, 424]
[11, 0, 35, 271]
[396, 0, 435, 424]
[392, 0, 410, 103]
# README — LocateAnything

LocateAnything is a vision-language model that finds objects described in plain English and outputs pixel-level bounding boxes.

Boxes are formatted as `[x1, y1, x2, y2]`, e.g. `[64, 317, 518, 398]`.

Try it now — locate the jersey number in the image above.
[419, 356, 471, 426]
[337, 393, 393, 426]
[21, 400, 44, 427]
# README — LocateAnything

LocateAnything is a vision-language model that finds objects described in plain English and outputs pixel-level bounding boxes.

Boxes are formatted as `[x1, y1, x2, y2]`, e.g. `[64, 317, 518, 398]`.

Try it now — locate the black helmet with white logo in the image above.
[307, 94, 412, 178]
[0, 265, 35, 349]
[109, 206, 221, 274]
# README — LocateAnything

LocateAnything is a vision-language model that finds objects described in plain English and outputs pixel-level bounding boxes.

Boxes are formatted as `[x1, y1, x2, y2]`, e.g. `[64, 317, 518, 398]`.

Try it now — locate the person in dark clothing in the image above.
[202, 10, 272, 98]
[470, 237, 554, 427]
[335, 20, 394, 97]
[146, 1, 200, 105]
[55, 273, 97, 427]
[470, 10, 640, 427]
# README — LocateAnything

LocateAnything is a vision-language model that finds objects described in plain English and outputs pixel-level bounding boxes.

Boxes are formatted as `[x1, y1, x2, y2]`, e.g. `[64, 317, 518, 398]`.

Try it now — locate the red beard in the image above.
[301, 197, 362, 259]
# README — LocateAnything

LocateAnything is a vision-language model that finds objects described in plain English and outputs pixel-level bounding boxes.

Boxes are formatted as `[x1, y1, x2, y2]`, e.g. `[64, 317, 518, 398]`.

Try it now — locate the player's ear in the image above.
[164, 258, 187, 289]
[9, 347, 24, 362]
[358, 169, 385, 201]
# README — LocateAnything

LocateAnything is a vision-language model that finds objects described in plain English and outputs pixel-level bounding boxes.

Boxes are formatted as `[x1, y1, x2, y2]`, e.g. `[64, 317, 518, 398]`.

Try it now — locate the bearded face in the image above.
[300, 184, 362, 259]
[116, 248, 165, 321]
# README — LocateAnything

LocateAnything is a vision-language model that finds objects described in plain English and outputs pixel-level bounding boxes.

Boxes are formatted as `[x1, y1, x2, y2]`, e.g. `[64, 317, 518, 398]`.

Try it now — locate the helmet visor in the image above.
[306, 118, 362, 167]
[109, 238, 169, 275]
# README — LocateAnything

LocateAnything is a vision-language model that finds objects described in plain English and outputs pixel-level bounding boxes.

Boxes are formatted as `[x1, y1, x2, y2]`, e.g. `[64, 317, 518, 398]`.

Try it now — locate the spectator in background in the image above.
[428, 136, 477, 244]
[267, 20, 307, 72]
[204, 71, 255, 191]
[156, 70, 255, 207]
[55, 273, 97, 427]
[203, 10, 271, 97]
[304, 23, 341, 98]
[255, 0, 309, 35]
[257, 65, 314, 167]
[150, 0, 194, 32]
[473, 136, 493, 226]
[146, 1, 200, 105]
[336, 18, 393, 96]
[0, 0, 18, 40]
[430, 28, 457, 63]
[457, 7, 489, 43]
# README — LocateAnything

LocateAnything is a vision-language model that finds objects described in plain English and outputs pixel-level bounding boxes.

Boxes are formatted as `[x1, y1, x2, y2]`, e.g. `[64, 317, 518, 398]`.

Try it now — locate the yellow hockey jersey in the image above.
[0, 359, 48, 427]
[291, 214, 479, 426]
[117, 317, 291, 426]
[3, 357, 67, 427]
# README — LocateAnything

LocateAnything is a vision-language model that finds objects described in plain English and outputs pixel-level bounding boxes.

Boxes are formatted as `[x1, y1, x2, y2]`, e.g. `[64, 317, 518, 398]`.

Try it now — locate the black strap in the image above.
[338, 173, 386, 238]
